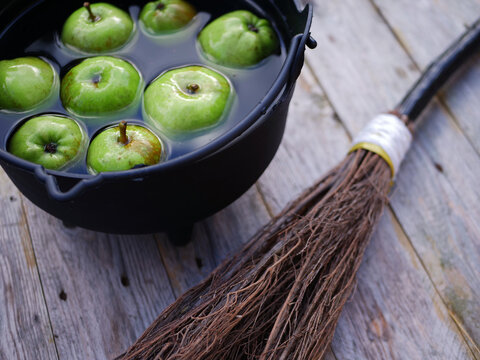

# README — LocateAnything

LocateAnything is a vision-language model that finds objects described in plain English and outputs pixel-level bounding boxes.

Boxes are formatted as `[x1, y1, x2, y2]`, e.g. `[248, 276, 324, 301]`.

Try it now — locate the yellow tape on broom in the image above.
[349, 114, 412, 179]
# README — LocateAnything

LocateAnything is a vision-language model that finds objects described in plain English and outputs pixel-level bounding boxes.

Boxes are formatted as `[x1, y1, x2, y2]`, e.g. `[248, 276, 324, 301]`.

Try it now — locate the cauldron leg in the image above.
[166, 224, 194, 246]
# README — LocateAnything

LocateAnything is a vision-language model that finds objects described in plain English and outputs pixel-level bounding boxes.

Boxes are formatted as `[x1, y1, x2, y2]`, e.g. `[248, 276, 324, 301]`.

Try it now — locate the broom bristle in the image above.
[120, 150, 391, 360]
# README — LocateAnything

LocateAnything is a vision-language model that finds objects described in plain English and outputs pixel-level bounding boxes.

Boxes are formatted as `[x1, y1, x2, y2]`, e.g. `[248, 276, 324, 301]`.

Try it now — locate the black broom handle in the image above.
[397, 18, 480, 121]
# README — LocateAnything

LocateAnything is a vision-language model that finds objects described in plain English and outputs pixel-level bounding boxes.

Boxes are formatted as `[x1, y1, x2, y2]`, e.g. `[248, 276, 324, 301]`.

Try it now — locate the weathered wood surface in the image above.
[21, 199, 178, 360]
[371, 0, 480, 350]
[308, 0, 480, 357]
[0, 171, 58, 360]
[1, 0, 479, 359]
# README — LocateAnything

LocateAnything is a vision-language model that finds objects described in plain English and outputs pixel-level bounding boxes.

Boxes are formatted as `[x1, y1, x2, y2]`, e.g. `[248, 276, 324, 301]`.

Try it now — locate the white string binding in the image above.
[351, 114, 413, 178]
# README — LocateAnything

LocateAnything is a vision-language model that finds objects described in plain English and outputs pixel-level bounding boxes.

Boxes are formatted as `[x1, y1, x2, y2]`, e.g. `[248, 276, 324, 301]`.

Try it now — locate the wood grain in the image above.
[371, 0, 480, 352]
[371, 0, 480, 156]
[22, 200, 176, 360]
[308, 0, 480, 354]
[256, 66, 350, 213]
[332, 212, 471, 359]
[0, 171, 58, 360]
[440, 55, 480, 155]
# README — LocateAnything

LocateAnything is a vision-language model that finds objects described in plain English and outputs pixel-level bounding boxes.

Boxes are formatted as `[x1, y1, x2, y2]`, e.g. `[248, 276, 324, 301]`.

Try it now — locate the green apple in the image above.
[198, 10, 279, 67]
[144, 66, 232, 134]
[87, 121, 163, 173]
[0, 57, 57, 112]
[8, 115, 86, 170]
[140, 0, 196, 34]
[61, 2, 134, 53]
[61, 56, 142, 117]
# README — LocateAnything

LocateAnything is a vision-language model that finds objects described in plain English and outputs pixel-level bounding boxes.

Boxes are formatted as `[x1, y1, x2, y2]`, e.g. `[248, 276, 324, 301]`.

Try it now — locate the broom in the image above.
[118, 18, 480, 360]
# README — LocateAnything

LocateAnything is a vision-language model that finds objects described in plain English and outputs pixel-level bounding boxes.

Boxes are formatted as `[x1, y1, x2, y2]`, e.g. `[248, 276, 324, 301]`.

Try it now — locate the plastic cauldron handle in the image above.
[34, 166, 104, 202]
[288, 34, 316, 84]
[288, 2, 317, 83]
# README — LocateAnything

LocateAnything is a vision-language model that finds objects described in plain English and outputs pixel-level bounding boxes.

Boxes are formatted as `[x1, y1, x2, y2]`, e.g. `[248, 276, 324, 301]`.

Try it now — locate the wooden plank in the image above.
[256, 66, 350, 213]
[0, 171, 58, 360]
[370, 0, 480, 69]
[332, 212, 471, 360]
[371, 0, 480, 155]
[440, 55, 480, 155]
[390, 134, 480, 356]
[22, 200, 176, 360]
[370, 0, 480, 352]
[307, 0, 417, 136]
[308, 0, 480, 355]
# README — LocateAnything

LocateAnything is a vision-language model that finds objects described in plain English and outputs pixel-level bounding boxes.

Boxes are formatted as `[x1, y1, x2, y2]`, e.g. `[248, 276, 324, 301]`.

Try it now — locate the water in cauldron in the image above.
[0, 0, 286, 174]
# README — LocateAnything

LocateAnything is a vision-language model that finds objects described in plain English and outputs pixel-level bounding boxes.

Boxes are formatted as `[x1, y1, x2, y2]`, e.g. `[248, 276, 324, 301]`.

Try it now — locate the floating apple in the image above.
[198, 10, 279, 67]
[8, 115, 86, 170]
[87, 121, 162, 173]
[0, 57, 57, 112]
[144, 66, 232, 134]
[61, 56, 142, 117]
[62, 2, 134, 53]
[140, 0, 196, 34]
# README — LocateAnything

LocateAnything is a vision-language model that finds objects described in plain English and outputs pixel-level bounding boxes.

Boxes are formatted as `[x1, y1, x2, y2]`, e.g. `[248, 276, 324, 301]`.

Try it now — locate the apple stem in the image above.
[91, 74, 101, 88]
[118, 121, 129, 145]
[84, 2, 99, 22]
[156, 2, 166, 10]
[186, 83, 200, 94]
[248, 24, 259, 33]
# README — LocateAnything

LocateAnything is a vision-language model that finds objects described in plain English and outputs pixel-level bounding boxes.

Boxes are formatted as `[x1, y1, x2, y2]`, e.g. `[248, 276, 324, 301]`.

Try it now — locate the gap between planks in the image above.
[367, 0, 480, 159]
[389, 207, 480, 358]
[18, 196, 61, 360]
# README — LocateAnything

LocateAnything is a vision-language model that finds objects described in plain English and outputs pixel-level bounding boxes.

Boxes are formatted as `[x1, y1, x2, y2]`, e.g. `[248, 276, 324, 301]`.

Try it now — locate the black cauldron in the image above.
[0, 0, 315, 240]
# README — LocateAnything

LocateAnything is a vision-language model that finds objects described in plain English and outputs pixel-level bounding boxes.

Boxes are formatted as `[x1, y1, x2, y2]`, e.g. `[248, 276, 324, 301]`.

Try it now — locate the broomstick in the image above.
[118, 18, 480, 360]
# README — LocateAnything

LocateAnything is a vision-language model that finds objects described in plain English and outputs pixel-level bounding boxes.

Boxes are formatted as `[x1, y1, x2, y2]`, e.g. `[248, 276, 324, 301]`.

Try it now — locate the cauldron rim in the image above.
[0, 0, 314, 202]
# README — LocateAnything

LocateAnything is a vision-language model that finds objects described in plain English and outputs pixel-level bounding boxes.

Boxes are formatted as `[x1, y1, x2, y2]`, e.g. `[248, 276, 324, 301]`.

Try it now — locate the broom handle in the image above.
[397, 17, 480, 121]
